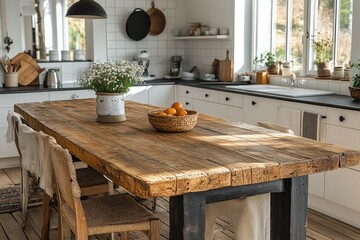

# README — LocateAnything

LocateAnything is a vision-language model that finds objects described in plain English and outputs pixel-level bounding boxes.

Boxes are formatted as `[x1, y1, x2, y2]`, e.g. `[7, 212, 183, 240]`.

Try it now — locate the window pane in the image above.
[274, 0, 287, 61]
[290, 0, 305, 74]
[67, 0, 86, 52]
[311, 0, 335, 66]
[337, 0, 352, 65]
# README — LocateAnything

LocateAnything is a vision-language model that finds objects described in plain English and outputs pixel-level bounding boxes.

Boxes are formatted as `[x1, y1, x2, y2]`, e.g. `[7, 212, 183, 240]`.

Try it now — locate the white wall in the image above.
[350, 0, 360, 86]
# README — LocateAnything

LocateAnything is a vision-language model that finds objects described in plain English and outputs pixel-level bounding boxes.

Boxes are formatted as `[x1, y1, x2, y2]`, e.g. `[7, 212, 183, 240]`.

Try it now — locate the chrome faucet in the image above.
[290, 72, 296, 88]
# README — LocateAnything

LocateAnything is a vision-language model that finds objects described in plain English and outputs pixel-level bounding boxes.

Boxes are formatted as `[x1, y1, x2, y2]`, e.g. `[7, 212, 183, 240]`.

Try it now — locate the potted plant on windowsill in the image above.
[349, 59, 360, 101]
[78, 59, 144, 123]
[253, 51, 278, 75]
[312, 32, 332, 77]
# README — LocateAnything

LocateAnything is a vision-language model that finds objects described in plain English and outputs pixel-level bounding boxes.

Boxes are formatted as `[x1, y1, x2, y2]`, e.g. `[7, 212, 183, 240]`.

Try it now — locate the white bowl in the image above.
[182, 72, 195, 78]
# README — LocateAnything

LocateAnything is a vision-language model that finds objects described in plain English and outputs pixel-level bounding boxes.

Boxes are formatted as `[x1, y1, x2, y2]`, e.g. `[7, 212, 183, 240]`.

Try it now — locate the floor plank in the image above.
[0, 213, 28, 240]
[0, 170, 14, 188]
[3, 168, 21, 185]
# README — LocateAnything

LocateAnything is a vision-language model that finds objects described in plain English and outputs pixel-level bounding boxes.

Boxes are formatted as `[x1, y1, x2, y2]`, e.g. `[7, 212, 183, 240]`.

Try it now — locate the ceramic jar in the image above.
[333, 66, 344, 80]
[96, 92, 126, 123]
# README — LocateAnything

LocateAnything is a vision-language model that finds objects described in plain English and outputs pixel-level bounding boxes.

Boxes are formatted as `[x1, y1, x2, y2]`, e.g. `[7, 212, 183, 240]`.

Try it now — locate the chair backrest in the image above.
[257, 121, 295, 135]
[48, 138, 81, 212]
[11, 115, 41, 176]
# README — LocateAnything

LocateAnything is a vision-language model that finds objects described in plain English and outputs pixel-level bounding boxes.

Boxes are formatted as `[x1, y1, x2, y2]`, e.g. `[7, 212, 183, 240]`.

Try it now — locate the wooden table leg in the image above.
[169, 192, 206, 240]
[271, 176, 308, 240]
[41, 192, 51, 240]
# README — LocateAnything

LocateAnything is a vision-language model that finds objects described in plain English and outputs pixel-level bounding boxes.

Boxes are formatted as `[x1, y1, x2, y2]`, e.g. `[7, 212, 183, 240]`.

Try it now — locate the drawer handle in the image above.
[251, 101, 256, 105]
[71, 94, 79, 99]
[186, 90, 189, 94]
[185, 102, 189, 105]
[225, 97, 230, 101]
[339, 116, 345, 122]
[205, 94, 209, 98]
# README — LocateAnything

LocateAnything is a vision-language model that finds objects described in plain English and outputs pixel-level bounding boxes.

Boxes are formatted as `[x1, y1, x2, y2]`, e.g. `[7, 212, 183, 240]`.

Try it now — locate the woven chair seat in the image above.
[76, 167, 109, 188]
[63, 193, 157, 235]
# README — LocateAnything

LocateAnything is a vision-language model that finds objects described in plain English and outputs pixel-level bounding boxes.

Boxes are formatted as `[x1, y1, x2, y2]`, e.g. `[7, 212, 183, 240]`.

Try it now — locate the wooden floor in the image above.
[1, 168, 360, 240]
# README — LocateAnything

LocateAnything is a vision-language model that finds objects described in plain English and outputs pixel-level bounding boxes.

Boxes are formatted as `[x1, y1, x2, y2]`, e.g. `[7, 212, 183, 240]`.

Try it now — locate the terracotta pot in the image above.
[267, 64, 278, 75]
[316, 62, 331, 77]
[96, 92, 126, 123]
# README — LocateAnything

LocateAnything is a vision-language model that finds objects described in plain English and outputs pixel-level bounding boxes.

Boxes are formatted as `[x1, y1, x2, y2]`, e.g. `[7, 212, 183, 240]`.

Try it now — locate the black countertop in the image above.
[1, 79, 359, 111]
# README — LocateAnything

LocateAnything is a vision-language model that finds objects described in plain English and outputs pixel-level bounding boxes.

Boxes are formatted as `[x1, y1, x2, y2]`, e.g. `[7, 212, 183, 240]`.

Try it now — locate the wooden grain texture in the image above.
[14, 99, 360, 199]
[218, 50, 233, 82]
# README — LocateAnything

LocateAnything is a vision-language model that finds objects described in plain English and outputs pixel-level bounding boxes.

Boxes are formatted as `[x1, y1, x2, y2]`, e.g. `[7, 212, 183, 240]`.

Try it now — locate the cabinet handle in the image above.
[185, 102, 189, 105]
[71, 94, 79, 99]
[225, 97, 230, 101]
[251, 101, 256, 105]
[339, 116, 345, 122]
[205, 93, 209, 98]
[186, 90, 189, 94]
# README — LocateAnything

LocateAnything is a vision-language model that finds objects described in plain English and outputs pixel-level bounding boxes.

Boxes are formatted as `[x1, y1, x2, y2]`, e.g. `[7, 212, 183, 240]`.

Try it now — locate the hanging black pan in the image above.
[126, 8, 151, 41]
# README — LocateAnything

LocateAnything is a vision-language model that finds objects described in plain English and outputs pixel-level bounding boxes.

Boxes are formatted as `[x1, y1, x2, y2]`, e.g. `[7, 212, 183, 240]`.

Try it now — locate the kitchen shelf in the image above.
[174, 35, 230, 40]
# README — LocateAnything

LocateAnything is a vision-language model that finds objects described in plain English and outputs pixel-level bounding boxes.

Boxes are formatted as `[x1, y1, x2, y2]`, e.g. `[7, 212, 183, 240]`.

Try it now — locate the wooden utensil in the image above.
[147, 0, 166, 36]
[219, 50, 233, 82]
[17, 61, 41, 86]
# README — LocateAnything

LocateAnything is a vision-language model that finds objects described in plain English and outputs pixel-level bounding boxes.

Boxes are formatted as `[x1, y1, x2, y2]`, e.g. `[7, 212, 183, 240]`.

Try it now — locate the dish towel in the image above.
[301, 111, 321, 141]
[277, 107, 302, 136]
[205, 194, 270, 240]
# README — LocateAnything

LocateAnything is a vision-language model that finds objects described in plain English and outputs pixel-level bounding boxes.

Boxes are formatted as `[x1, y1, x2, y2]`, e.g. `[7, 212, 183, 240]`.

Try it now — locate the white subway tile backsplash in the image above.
[328, 81, 340, 94]
[317, 81, 329, 91]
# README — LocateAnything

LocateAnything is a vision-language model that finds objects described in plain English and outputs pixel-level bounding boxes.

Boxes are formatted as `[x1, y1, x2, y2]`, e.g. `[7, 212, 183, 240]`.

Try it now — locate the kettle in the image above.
[45, 68, 60, 88]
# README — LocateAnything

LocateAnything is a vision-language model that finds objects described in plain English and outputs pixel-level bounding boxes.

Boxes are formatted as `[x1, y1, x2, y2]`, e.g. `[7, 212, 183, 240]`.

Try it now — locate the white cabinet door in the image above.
[0, 92, 49, 107]
[243, 95, 280, 125]
[193, 100, 243, 122]
[125, 86, 150, 104]
[326, 124, 360, 171]
[148, 85, 174, 108]
[49, 89, 96, 101]
[325, 168, 360, 212]
[177, 97, 194, 110]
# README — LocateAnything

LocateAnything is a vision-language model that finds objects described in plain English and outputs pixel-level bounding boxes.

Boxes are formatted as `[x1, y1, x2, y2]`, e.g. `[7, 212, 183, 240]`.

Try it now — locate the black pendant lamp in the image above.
[66, 0, 107, 19]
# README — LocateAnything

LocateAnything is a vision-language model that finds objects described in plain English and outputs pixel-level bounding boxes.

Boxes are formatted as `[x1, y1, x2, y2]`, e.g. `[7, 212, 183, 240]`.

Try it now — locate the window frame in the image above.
[253, 0, 353, 77]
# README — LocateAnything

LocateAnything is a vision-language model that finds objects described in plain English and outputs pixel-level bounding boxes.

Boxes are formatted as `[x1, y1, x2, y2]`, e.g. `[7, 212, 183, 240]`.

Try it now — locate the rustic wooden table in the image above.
[15, 99, 360, 240]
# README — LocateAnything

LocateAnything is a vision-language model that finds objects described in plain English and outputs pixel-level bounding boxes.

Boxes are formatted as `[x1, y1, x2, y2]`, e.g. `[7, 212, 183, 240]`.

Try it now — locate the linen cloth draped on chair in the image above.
[47, 136, 160, 240]
[205, 122, 295, 240]
[6, 111, 41, 227]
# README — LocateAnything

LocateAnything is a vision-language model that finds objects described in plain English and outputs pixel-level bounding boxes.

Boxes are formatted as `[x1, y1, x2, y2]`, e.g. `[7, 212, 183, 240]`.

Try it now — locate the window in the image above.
[255, 0, 353, 76]
[31, 0, 86, 59]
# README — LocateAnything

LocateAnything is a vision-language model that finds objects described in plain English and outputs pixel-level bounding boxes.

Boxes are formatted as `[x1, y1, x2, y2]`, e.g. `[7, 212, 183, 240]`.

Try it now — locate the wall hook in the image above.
[4, 35, 13, 53]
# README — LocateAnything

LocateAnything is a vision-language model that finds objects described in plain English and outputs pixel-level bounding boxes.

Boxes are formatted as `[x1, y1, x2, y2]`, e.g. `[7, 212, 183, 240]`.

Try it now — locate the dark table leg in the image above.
[271, 176, 308, 240]
[169, 192, 206, 240]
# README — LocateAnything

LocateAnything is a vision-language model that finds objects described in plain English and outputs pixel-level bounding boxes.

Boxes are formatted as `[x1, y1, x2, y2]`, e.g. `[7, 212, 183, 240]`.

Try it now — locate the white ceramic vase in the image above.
[96, 92, 126, 123]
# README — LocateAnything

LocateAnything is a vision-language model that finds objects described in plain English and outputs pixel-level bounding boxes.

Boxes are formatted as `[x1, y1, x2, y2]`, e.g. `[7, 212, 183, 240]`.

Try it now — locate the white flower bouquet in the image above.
[78, 59, 144, 94]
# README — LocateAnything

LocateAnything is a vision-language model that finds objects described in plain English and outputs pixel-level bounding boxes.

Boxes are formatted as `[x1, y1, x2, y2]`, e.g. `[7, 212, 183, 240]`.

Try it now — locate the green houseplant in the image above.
[311, 32, 332, 77]
[349, 59, 360, 100]
[253, 51, 278, 75]
[78, 59, 144, 122]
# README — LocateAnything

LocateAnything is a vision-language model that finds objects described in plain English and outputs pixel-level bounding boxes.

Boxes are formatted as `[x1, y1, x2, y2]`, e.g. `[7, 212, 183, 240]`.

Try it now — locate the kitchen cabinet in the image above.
[125, 86, 150, 104]
[0, 92, 49, 167]
[177, 85, 243, 122]
[148, 85, 175, 108]
[243, 95, 281, 125]
[49, 89, 95, 101]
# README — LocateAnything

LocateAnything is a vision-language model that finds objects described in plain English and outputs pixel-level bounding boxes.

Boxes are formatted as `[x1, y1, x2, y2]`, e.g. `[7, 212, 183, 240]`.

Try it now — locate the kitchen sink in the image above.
[225, 85, 334, 97]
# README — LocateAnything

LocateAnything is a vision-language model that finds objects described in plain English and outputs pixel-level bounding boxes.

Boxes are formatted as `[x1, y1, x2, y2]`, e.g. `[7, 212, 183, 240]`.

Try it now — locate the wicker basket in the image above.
[148, 110, 199, 132]
[349, 87, 360, 101]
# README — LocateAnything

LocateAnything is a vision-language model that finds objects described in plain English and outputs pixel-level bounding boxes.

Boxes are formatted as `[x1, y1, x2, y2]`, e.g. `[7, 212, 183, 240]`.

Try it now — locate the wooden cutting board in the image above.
[218, 50, 233, 82]
[11, 53, 43, 71]
[17, 61, 41, 86]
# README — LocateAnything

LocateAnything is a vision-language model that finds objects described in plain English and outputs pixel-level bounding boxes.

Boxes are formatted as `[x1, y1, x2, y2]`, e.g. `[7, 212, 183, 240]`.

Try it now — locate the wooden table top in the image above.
[14, 99, 360, 198]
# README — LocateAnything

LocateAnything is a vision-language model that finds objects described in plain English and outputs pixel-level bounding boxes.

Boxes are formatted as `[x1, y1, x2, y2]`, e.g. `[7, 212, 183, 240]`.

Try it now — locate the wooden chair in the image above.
[48, 137, 160, 240]
[205, 122, 294, 240]
[10, 113, 112, 237]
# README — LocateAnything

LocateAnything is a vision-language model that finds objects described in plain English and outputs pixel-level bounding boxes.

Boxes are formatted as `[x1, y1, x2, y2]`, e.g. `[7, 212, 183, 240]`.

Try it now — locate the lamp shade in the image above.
[66, 0, 107, 19]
